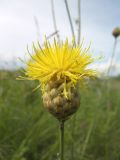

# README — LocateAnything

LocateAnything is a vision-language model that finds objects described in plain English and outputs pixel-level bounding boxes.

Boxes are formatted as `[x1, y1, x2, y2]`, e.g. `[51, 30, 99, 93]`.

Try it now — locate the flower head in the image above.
[19, 38, 96, 120]
[21, 38, 96, 98]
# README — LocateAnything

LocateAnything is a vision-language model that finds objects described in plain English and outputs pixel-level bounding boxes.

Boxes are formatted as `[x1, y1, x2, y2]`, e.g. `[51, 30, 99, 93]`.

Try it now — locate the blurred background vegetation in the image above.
[0, 71, 120, 160]
[0, 0, 120, 160]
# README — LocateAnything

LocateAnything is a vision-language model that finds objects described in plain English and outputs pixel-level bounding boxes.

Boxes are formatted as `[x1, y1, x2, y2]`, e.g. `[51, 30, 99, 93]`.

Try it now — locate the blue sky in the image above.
[0, 0, 120, 72]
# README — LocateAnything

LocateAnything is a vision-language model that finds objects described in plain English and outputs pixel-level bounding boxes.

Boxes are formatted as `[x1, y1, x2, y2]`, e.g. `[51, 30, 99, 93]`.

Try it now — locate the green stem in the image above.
[51, 0, 60, 43]
[107, 38, 117, 75]
[60, 120, 65, 160]
[77, 0, 81, 44]
[64, 0, 76, 45]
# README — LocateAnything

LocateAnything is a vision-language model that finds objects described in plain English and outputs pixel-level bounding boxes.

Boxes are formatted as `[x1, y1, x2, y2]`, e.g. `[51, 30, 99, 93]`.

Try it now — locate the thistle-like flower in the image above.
[20, 38, 96, 121]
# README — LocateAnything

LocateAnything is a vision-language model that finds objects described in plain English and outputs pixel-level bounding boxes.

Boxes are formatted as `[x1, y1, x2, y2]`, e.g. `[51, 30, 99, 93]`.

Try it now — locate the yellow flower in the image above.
[20, 38, 96, 97]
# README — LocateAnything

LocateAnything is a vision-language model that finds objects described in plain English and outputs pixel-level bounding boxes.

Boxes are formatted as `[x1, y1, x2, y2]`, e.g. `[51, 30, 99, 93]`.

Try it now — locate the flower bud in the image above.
[112, 27, 120, 38]
[43, 80, 80, 121]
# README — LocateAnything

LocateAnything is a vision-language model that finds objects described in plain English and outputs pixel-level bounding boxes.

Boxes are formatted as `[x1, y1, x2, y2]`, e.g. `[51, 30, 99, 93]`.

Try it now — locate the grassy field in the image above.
[0, 70, 120, 160]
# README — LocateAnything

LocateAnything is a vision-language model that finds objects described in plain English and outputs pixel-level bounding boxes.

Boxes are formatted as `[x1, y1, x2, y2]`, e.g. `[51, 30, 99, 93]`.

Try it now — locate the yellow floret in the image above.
[20, 38, 96, 97]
